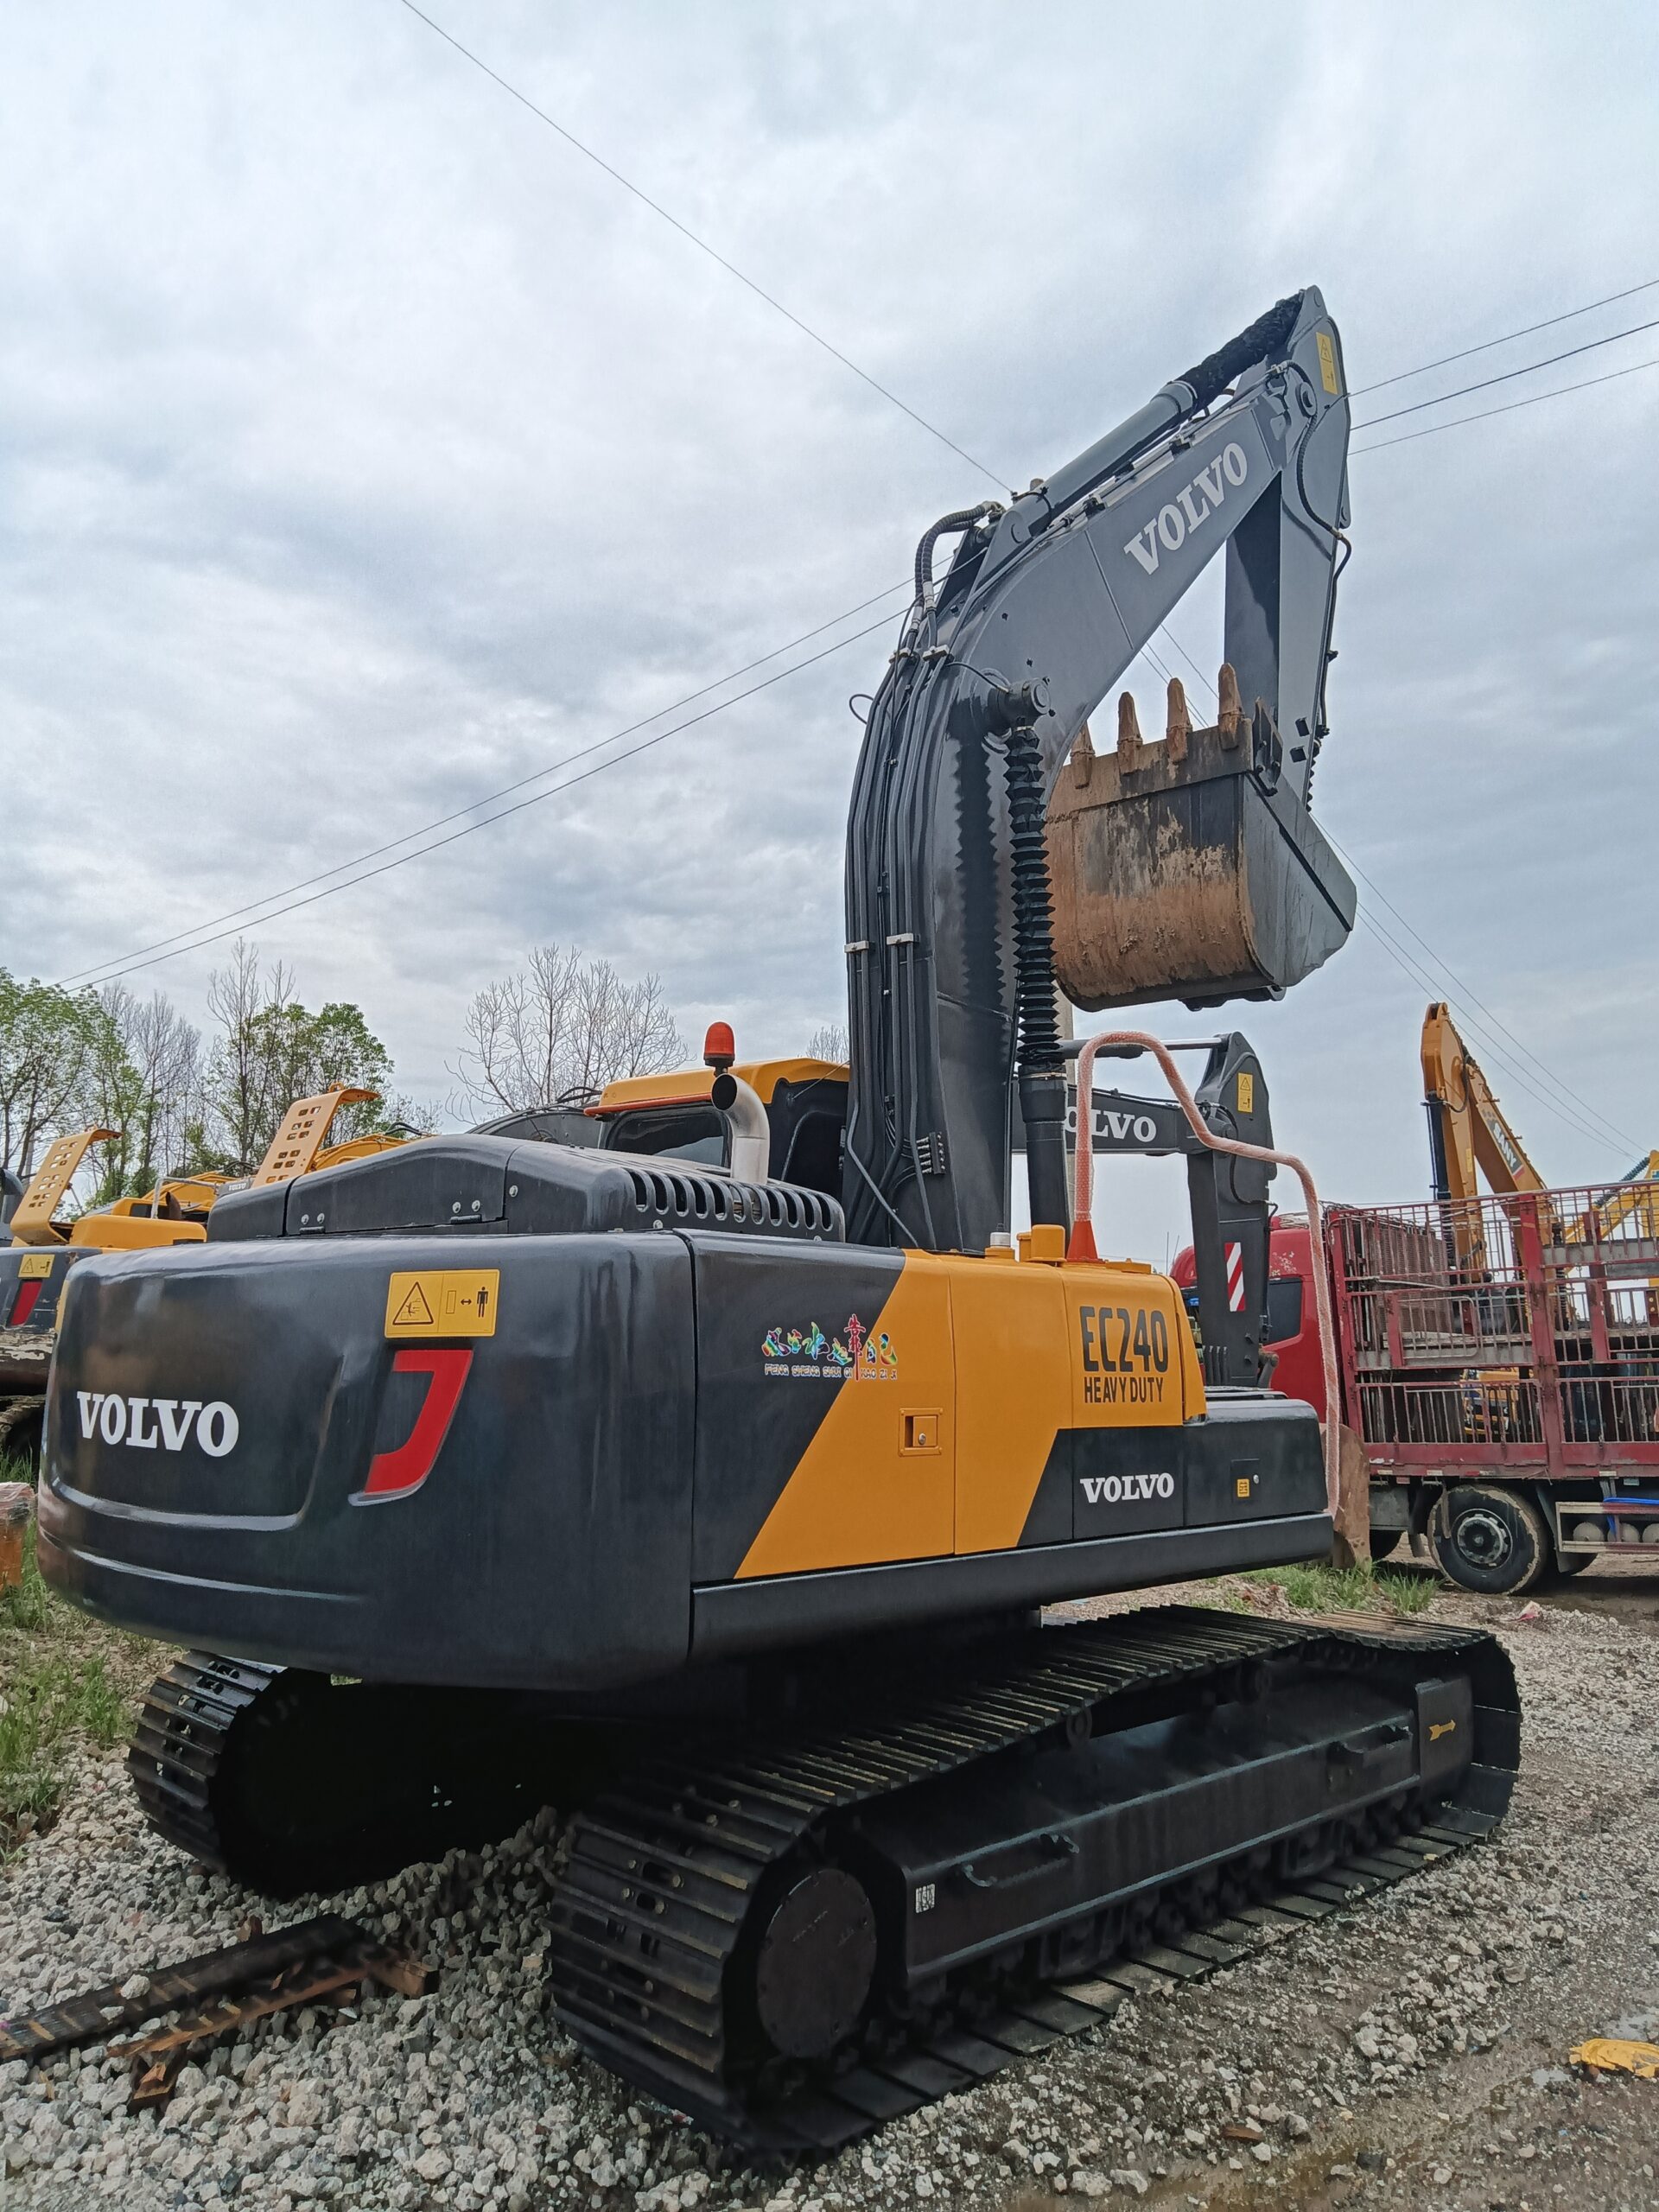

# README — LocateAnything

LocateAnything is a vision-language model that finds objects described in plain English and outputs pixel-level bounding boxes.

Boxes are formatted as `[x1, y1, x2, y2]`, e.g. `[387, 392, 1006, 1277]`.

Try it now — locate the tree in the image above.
[187, 942, 401, 1173]
[451, 944, 684, 1118]
[0, 969, 114, 1177]
[86, 986, 205, 1202]
[807, 1023, 849, 1064]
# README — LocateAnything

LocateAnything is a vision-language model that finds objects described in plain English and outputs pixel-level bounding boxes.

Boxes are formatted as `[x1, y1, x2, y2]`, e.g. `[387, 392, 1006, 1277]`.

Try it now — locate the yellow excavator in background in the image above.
[0, 1088, 401, 1459]
[1421, 1002, 1650, 1252]
[1420, 1001, 1548, 1246]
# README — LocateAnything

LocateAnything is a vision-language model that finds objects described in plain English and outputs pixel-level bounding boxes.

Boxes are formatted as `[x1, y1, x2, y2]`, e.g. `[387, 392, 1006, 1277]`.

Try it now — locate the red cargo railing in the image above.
[1327, 1184, 1659, 1479]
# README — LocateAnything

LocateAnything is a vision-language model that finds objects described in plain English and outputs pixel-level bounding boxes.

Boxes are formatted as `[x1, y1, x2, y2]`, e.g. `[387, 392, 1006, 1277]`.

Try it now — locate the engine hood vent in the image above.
[207, 1137, 844, 1244]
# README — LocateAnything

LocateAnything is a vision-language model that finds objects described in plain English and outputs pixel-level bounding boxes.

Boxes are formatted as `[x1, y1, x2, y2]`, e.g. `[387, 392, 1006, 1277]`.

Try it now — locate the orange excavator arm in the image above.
[1420, 1005, 1548, 1268]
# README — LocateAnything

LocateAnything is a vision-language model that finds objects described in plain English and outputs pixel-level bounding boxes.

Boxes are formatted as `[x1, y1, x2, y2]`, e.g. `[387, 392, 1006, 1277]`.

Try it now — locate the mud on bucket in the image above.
[1046, 674, 1356, 1011]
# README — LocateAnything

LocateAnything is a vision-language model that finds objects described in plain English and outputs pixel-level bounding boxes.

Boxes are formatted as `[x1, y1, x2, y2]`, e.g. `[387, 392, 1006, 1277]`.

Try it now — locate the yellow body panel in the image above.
[951, 1261, 1071, 1552]
[737, 1262, 957, 1576]
[594, 1058, 847, 1116]
[315, 1135, 410, 1172]
[738, 1250, 1204, 1578]
[107, 1173, 238, 1220]
[67, 1215, 207, 1250]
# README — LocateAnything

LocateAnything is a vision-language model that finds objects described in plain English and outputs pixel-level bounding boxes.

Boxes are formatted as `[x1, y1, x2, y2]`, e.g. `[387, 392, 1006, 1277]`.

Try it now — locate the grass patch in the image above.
[1236, 1556, 1443, 1618]
[0, 1513, 158, 1855]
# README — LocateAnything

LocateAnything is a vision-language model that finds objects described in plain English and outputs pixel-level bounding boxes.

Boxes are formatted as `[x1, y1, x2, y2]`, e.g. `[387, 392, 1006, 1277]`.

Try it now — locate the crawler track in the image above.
[130, 1654, 590, 1897]
[547, 1607, 1518, 2151]
[129, 1654, 283, 1876]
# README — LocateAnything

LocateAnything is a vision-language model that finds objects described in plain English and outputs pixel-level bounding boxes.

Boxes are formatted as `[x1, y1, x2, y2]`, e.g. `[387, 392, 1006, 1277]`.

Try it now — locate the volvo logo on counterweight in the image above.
[76, 1391, 239, 1457]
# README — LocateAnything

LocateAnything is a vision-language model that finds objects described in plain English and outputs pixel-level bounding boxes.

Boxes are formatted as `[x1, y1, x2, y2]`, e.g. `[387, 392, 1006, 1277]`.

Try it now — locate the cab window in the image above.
[1265, 1275, 1304, 1344]
[602, 1105, 725, 1166]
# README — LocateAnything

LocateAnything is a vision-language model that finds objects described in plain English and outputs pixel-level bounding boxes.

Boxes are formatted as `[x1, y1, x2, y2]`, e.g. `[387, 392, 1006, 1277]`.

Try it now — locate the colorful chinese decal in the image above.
[762, 1311, 898, 1381]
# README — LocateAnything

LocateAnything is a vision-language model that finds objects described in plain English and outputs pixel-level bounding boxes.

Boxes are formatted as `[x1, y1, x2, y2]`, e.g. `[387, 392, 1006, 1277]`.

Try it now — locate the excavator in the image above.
[1421, 1001, 1655, 1283]
[1420, 1001, 1553, 1268]
[0, 1090, 401, 1462]
[36, 291, 1517, 2149]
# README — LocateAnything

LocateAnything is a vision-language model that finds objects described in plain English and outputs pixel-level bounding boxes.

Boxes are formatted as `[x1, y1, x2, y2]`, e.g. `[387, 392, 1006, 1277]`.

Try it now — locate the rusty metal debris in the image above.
[0, 1912, 434, 2109]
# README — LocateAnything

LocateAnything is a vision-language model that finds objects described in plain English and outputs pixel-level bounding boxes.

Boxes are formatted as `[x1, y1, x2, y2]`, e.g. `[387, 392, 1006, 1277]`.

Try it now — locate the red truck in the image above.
[1176, 1188, 1659, 1592]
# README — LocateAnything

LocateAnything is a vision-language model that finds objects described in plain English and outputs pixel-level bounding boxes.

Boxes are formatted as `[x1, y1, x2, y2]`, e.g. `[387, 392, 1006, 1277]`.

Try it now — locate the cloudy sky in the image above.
[3, 2, 1655, 1247]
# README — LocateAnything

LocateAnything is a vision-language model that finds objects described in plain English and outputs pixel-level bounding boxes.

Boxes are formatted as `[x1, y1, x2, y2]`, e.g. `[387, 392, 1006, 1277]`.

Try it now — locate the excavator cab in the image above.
[587, 1054, 849, 1195]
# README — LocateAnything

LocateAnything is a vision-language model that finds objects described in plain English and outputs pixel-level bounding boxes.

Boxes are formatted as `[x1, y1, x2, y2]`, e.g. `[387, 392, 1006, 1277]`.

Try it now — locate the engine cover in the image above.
[208, 1135, 843, 1245]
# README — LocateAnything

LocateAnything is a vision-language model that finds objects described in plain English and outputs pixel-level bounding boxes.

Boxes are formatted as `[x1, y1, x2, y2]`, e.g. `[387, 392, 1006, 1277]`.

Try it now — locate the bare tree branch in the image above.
[450, 945, 684, 1117]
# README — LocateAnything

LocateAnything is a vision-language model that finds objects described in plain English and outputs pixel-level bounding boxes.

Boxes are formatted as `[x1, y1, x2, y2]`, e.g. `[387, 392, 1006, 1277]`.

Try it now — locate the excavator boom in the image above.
[845, 289, 1354, 1252]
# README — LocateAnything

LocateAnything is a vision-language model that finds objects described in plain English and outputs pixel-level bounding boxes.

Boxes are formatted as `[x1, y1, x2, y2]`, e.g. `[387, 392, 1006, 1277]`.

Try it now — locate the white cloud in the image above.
[2, 0, 1653, 1211]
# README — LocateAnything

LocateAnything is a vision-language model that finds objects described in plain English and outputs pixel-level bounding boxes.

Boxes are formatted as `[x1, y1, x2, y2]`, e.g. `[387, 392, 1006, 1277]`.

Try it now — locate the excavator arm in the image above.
[844, 289, 1354, 1252]
[1421, 1001, 1547, 1208]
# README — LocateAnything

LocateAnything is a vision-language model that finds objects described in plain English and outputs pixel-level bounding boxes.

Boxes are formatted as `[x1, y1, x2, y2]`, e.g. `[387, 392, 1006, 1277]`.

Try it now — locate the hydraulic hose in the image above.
[991, 685, 1069, 1231]
[913, 505, 996, 610]
[1177, 291, 1306, 414]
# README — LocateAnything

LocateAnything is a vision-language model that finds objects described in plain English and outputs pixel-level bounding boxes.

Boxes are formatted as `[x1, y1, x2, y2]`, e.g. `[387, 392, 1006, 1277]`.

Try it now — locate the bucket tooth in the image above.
[1217, 662, 1244, 749]
[1070, 721, 1096, 789]
[1166, 678, 1191, 764]
[1115, 691, 1144, 772]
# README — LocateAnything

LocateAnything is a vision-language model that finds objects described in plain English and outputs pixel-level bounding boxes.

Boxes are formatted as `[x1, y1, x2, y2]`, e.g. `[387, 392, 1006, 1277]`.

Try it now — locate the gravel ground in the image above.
[4, 1568, 1659, 2212]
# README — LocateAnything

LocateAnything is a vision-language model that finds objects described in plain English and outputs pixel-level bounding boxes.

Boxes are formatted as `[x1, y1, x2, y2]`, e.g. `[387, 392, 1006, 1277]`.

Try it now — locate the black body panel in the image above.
[39, 1234, 697, 1688]
[690, 1511, 1331, 1659]
[209, 1135, 844, 1246]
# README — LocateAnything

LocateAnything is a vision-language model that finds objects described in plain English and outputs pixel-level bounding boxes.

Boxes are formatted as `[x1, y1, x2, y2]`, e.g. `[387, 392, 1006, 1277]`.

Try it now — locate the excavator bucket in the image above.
[1046, 672, 1356, 1010]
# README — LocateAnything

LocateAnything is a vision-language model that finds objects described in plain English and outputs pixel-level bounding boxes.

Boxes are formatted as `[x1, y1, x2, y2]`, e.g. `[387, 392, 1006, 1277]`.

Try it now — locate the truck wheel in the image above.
[1369, 1528, 1403, 1561]
[1430, 1486, 1548, 1595]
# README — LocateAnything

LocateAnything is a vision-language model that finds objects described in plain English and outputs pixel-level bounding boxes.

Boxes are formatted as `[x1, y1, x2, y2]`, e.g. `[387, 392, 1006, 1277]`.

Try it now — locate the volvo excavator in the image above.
[37, 291, 1517, 2149]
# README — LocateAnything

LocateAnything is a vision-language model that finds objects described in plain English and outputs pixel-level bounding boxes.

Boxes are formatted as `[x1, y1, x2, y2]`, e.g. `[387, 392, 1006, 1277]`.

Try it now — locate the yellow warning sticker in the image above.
[1236, 1071, 1255, 1116]
[19, 1254, 54, 1280]
[1316, 330, 1340, 396]
[385, 1269, 499, 1339]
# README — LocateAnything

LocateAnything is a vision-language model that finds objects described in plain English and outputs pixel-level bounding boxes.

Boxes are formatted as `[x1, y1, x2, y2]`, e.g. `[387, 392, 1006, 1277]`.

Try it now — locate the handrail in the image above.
[1068, 1029, 1340, 1520]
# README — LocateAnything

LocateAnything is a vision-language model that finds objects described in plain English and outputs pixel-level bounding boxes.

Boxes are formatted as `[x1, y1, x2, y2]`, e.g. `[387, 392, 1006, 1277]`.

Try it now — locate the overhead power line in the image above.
[1320, 830, 1639, 1158]
[396, 1, 1011, 494]
[1349, 907, 1627, 1162]
[1351, 276, 1659, 396]
[1352, 315, 1659, 430]
[66, 270, 1653, 1071]
[57, 582, 912, 992]
[1351, 352, 1659, 454]
[75, 607, 901, 990]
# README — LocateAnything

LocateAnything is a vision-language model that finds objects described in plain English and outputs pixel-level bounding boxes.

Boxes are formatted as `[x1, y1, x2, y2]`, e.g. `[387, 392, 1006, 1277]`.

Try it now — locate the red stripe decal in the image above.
[7, 1279, 44, 1328]
[356, 1348, 474, 1501]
